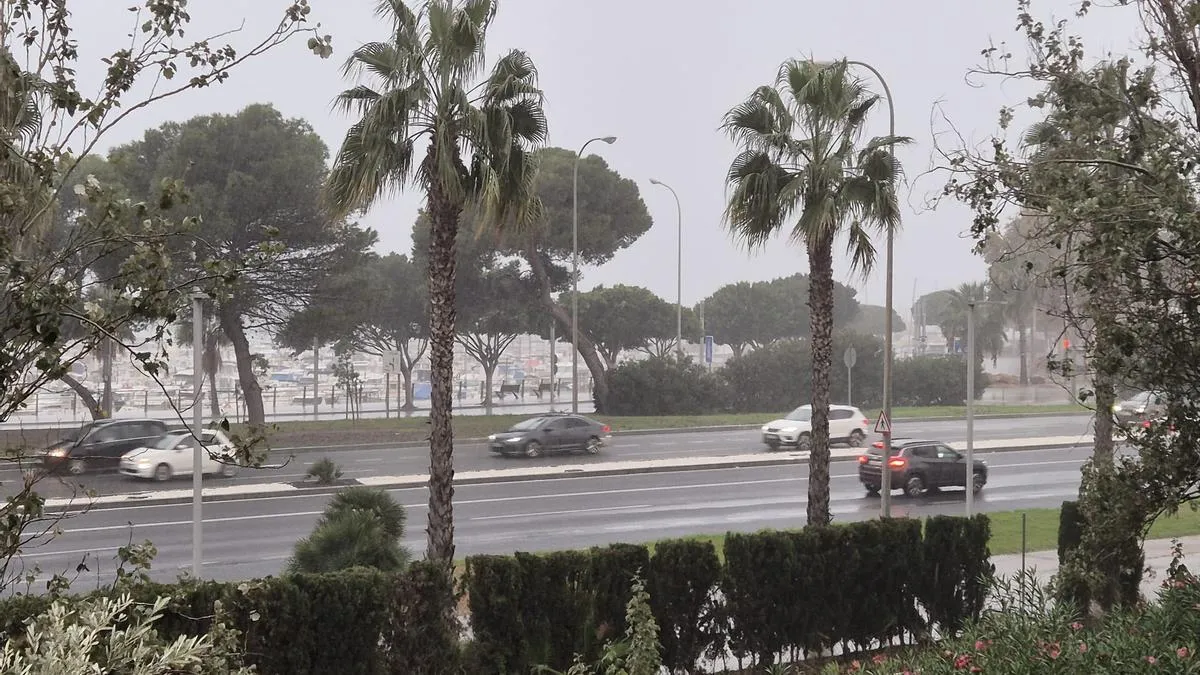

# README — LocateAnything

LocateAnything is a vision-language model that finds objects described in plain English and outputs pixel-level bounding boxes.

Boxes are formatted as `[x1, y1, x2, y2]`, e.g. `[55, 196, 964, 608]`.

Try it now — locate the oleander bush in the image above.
[847, 544, 1200, 675]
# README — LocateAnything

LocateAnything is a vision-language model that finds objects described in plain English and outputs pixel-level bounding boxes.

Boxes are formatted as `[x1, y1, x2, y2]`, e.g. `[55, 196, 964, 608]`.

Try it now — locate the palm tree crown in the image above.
[722, 58, 906, 267]
[325, 0, 546, 225]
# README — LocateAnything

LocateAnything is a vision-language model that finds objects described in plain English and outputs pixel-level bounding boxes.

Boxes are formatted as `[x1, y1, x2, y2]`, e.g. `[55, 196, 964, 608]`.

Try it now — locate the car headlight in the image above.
[760, 425, 770, 432]
[47, 448, 65, 457]
[1112, 404, 1122, 412]
[488, 434, 496, 441]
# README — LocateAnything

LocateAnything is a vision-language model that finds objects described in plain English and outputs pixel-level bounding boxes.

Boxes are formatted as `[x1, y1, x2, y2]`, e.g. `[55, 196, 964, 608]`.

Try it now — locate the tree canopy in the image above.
[106, 103, 375, 424]
[568, 284, 698, 366]
[701, 274, 860, 356]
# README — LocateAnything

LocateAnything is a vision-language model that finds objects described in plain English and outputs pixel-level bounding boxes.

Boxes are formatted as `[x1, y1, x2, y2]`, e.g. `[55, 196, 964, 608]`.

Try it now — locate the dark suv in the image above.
[488, 413, 612, 458]
[42, 419, 169, 475]
[857, 438, 988, 498]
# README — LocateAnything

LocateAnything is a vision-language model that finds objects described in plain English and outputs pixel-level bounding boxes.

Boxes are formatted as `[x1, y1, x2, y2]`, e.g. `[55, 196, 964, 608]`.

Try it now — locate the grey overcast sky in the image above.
[71, 1, 1137, 312]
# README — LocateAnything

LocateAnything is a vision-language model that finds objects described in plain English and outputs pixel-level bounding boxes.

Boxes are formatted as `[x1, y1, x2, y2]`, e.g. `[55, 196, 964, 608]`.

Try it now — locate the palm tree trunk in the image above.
[61, 373, 102, 420]
[400, 364, 416, 412]
[217, 306, 265, 425]
[425, 179, 459, 567]
[807, 236, 835, 526]
[524, 246, 611, 412]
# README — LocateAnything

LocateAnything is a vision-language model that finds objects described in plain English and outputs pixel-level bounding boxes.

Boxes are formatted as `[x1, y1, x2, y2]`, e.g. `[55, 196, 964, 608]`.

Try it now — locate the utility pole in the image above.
[190, 291, 207, 577]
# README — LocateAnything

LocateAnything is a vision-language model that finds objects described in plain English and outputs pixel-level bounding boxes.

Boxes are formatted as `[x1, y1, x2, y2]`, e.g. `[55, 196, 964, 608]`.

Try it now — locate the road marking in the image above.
[472, 504, 651, 522]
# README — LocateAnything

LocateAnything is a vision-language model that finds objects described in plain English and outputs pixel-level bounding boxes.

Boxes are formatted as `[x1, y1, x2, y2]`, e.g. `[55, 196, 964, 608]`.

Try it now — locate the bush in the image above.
[647, 539, 724, 672]
[306, 456, 343, 485]
[288, 487, 411, 574]
[891, 355, 989, 407]
[384, 561, 461, 675]
[464, 555, 528, 673]
[860, 554, 1200, 674]
[516, 550, 593, 672]
[604, 355, 726, 416]
[922, 514, 994, 637]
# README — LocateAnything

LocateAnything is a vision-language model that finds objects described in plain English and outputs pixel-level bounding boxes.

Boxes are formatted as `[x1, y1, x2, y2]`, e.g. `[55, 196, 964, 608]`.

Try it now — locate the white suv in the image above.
[761, 404, 870, 451]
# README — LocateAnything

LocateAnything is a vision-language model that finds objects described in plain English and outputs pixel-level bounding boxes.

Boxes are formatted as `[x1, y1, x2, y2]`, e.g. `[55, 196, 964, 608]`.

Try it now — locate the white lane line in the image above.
[472, 504, 651, 522]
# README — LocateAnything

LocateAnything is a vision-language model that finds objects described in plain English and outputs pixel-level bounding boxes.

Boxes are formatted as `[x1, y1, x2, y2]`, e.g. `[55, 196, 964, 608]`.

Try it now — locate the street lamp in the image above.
[572, 135, 617, 413]
[965, 299, 1003, 516]
[189, 291, 208, 577]
[648, 178, 683, 357]
[841, 59, 899, 519]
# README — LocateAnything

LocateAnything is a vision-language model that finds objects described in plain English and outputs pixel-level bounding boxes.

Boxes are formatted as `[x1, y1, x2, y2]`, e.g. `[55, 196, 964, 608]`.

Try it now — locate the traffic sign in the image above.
[703, 336, 714, 364]
[382, 350, 402, 374]
[874, 411, 892, 435]
[843, 346, 857, 369]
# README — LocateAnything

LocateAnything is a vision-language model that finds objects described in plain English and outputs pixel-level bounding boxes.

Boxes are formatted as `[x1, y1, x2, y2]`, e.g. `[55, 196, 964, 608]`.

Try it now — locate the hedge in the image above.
[606, 335, 991, 416]
[0, 517, 992, 674]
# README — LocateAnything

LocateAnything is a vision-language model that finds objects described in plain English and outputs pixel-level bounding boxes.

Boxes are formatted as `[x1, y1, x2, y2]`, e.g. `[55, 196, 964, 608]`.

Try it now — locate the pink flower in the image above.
[954, 653, 972, 670]
[1147, 655, 1158, 664]
[1179, 647, 1191, 658]
[849, 660, 861, 672]
[975, 639, 987, 651]
[1070, 621, 1084, 631]
[873, 653, 887, 665]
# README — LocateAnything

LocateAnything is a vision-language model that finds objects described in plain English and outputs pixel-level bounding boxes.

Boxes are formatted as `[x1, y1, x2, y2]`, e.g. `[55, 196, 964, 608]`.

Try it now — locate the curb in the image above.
[65, 441, 1089, 511]
[271, 410, 1093, 454]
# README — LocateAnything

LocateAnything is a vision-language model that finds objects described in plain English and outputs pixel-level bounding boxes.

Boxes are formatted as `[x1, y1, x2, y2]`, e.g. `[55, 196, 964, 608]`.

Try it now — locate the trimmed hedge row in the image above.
[465, 515, 993, 673]
[0, 517, 991, 674]
[0, 564, 457, 675]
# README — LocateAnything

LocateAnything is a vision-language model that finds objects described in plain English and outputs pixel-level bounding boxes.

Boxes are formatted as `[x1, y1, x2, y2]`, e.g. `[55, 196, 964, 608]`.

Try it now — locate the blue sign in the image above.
[703, 335, 714, 364]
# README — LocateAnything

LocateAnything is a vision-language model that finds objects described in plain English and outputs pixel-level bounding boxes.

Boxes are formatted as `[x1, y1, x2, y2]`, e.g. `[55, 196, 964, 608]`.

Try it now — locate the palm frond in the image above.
[427, 0, 493, 84]
[724, 150, 801, 249]
[843, 219, 878, 276]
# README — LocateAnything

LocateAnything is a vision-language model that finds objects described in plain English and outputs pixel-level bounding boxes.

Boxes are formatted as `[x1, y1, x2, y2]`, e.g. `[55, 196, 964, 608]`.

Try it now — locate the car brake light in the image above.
[887, 457, 907, 468]
[872, 441, 884, 449]
[862, 418, 869, 425]
[858, 455, 869, 464]
[602, 424, 611, 433]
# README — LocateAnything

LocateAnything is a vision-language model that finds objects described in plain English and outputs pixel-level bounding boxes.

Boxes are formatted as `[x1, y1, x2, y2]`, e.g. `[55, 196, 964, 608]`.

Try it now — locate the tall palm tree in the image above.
[723, 58, 906, 525]
[176, 299, 230, 419]
[324, 0, 546, 565]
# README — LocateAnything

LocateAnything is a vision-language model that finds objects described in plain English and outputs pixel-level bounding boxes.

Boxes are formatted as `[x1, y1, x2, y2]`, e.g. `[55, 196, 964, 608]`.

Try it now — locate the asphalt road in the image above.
[12, 443, 1093, 592]
[4, 413, 1094, 501]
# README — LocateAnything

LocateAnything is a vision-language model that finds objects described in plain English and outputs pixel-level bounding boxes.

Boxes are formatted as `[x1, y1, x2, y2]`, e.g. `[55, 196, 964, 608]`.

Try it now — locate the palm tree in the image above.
[176, 299, 230, 419]
[324, 0, 546, 565]
[722, 58, 905, 526]
[288, 487, 411, 574]
[938, 282, 1007, 363]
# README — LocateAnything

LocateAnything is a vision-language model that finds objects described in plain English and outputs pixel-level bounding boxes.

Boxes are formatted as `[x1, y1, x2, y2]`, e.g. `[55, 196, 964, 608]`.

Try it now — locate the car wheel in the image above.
[797, 433, 812, 452]
[765, 441, 781, 452]
[848, 430, 866, 447]
[154, 463, 172, 482]
[865, 485, 880, 497]
[972, 472, 985, 493]
[525, 441, 543, 458]
[904, 474, 926, 498]
[68, 459, 86, 476]
[585, 437, 602, 455]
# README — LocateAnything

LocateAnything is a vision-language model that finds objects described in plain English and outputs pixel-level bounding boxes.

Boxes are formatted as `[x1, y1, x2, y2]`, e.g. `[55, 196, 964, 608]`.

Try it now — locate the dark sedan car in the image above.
[488, 413, 612, 458]
[42, 418, 169, 475]
[857, 438, 988, 498]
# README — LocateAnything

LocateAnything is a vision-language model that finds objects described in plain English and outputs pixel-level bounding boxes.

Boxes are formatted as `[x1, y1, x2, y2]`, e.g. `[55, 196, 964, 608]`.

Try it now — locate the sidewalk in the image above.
[992, 535, 1200, 598]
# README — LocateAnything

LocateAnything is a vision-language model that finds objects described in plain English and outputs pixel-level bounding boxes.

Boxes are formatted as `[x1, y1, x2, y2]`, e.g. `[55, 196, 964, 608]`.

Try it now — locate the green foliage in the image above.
[921, 514, 995, 637]
[384, 561, 462, 675]
[1057, 500, 1085, 565]
[604, 355, 727, 416]
[700, 275, 862, 355]
[860, 550, 1200, 674]
[891, 355, 988, 407]
[305, 457, 343, 485]
[288, 487, 411, 574]
[464, 555, 528, 673]
[571, 284, 686, 364]
[647, 539, 724, 672]
[719, 333, 886, 412]
[587, 544, 652, 657]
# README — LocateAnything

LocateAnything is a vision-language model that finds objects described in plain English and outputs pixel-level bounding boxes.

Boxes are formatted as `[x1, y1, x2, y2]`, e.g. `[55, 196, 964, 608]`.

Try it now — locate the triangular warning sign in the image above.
[874, 411, 891, 435]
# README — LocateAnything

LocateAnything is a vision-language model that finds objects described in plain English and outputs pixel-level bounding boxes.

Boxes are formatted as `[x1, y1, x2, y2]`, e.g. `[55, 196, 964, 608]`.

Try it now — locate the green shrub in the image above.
[306, 457, 343, 485]
[891, 355, 989, 407]
[722, 530, 795, 664]
[516, 550, 593, 672]
[288, 487, 411, 574]
[922, 514, 994, 637]
[861, 556, 1200, 674]
[464, 555, 528, 674]
[587, 542, 651, 656]
[1058, 500, 1085, 564]
[384, 561, 461, 675]
[647, 538, 724, 673]
[604, 355, 727, 416]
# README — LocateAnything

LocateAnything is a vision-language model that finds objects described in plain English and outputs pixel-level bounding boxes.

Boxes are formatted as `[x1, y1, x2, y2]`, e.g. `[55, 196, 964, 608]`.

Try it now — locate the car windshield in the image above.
[151, 433, 185, 450]
[509, 417, 547, 432]
[1122, 391, 1155, 407]
[784, 407, 812, 422]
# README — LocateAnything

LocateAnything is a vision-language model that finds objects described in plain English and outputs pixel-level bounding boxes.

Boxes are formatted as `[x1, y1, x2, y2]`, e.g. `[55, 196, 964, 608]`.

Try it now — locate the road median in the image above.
[49, 435, 1090, 511]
